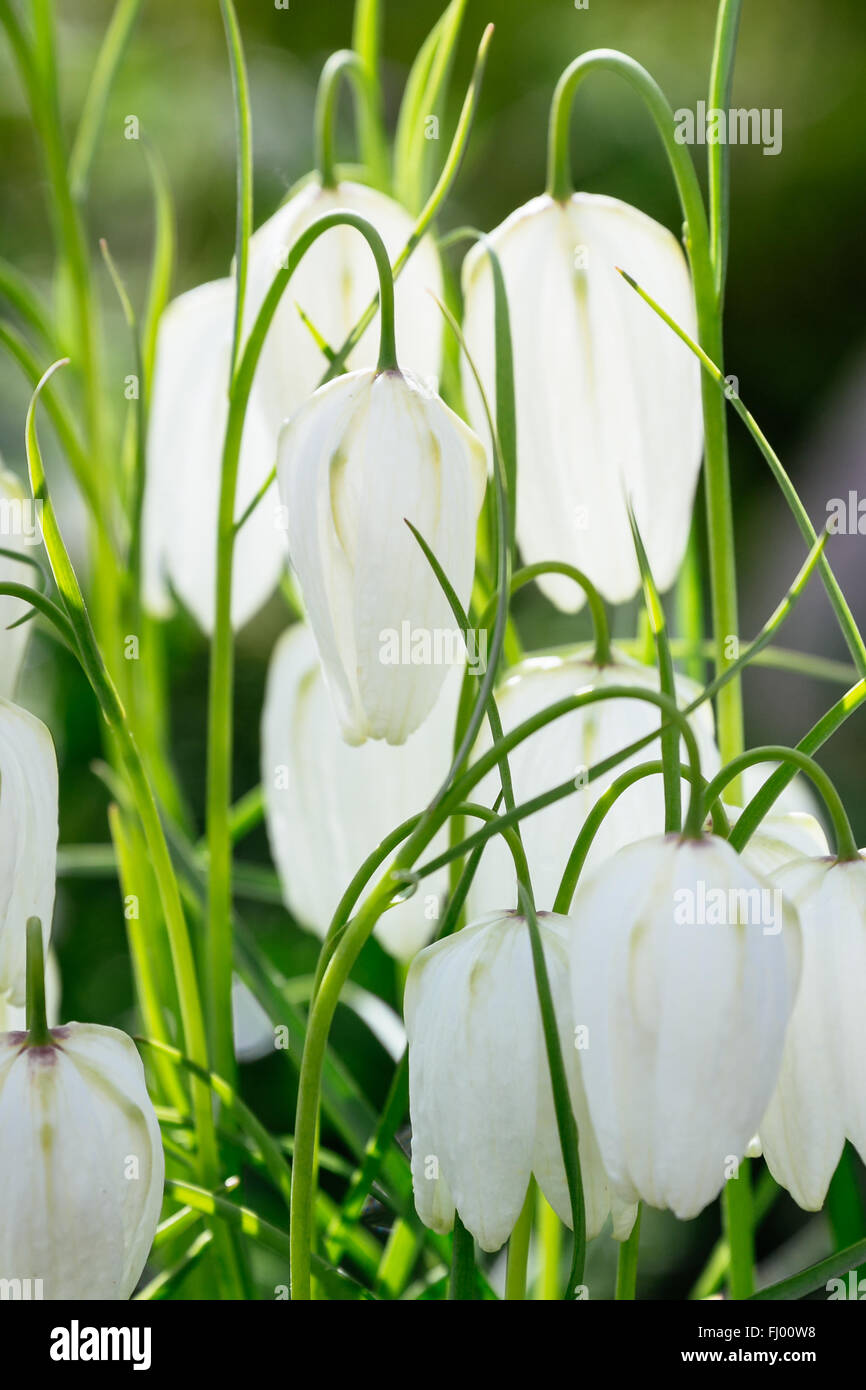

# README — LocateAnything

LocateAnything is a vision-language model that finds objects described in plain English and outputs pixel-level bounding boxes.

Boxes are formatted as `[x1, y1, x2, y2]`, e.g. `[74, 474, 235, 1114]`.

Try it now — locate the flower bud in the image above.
[466, 647, 720, 915]
[760, 854, 866, 1210]
[406, 911, 636, 1252]
[262, 623, 458, 959]
[462, 193, 702, 612]
[0, 700, 58, 1006]
[246, 180, 443, 427]
[0, 1022, 164, 1299]
[143, 278, 285, 633]
[569, 834, 801, 1218]
[276, 368, 486, 745]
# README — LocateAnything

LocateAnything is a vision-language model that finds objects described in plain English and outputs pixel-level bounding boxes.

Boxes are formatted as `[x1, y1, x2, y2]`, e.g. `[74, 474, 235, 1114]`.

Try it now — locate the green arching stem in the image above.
[314, 50, 369, 190]
[481, 562, 612, 666]
[206, 212, 399, 1084]
[544, 50, 744, 779]
[449, 1217, 477, 1300]
[553, 761, 729, 916]
[25, 918, 50, 1047]
[708, 746, 860, 861]
[732, 679, 866, 849]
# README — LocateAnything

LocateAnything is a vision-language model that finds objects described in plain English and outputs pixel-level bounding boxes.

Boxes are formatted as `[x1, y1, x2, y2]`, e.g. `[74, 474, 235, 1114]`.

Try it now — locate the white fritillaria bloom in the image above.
[143, 278, 285, 633]
[462, 193, 702, 612]
[760, 854, 866, 1211]
[466, 647, 720, 916]
[0, 465, 35, 698]
[0, 701, 58, 1006]
[262, 623, 458, 960]
[277, 369, 486, 745]
[406, 911, 637, 1251]
[569, 834, 801, 1219]
[0, 1023, 164, 1299]
[246, 180, 443, 428]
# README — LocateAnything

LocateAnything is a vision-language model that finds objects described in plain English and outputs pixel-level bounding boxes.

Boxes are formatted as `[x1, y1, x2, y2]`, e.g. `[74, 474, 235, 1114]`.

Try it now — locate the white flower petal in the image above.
[467, 647, 720, 916]
[143, 278, 285, 632]
[0, 700, 58, 1007]
[570, 835, 800, 1218]
[261, 622, 458, 960]
[462, 193, 702, 611]
[0, 1023, 164, 1299]
[277, 368, 486, 745]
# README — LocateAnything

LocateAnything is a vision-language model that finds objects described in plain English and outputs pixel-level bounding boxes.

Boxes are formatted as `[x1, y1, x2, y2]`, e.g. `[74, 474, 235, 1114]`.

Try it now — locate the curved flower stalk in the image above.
[405, 910, 637, 1251]
[0, 997, 164, 1299]
[0, 465, 35, 697]
[277, 369, 486, 745]
[569, 834, 801, 1219]
[462, 194, 702, 612]
[247, 180, 444, 431]
[760, 853, 866, 1211]
[741, 761, 822, 821]
[0, 700, 58, 1006]
[261, 623, 460, 959]
[466, 646, 720, 915]
[143, 278, 285, 633]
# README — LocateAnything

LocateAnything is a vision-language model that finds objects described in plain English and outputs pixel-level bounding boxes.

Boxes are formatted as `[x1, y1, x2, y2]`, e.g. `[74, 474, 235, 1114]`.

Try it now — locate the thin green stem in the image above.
[544, 47, 743, 777]
[723, 1160, 754, 1299]
[25, 918, 50, 1046]
[708, 746, 860, 861]
[615, 1205, 642, 1300]
[314, 50, 367, 189]
[707, 0, 743, 301]
[504, 1182, 535, 1301]
[206, 212, 399, 1083]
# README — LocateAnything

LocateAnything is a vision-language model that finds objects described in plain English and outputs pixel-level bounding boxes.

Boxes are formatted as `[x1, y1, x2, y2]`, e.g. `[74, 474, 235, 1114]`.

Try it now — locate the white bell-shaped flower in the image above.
[0, 465, 36, 698]
[276, 368, 486, 745]
[466, 647, 720, 916]
[760, 853, 866, 1211]
[0, 701, 58, 1006]
[405, 910, 637, 1252]
[569, 834, 801, 1219]
[462, 193, 702, 612]
[0, 1022, 164, 1299]
[246, 180, 443, 427]
[261, 623, 458, 960]
[143, 278, 285, 633]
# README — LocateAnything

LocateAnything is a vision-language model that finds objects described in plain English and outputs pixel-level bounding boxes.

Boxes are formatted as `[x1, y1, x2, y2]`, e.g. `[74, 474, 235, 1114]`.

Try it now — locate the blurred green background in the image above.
[1, 0, 864, 1296]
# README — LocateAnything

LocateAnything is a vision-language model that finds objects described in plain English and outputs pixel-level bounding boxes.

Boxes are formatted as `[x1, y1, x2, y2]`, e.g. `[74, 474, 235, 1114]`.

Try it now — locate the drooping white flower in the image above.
[462, 193, 702, 612]
[143, 278, 285, 633]
[569, 834, 801, 1219]
[262, 623, 459, 960]
[760, 854, 866, 1211]
[0, 700, 58, 1006]
[405, 910, 637, 1252]
[0, 465, 35, 698]
[466, 647, 720, 916]
[0, 1022, 164, 1299]
[246, 180, 443, 428]
[276, 368, 486, 745]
